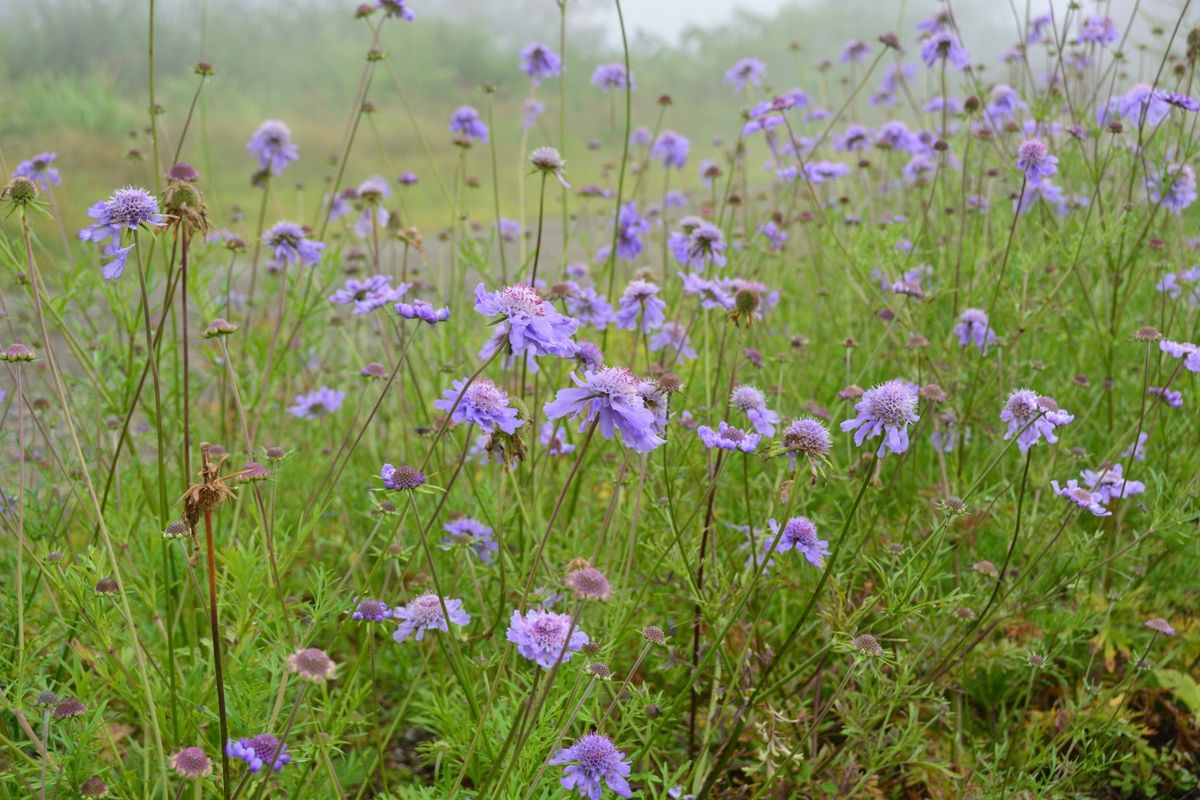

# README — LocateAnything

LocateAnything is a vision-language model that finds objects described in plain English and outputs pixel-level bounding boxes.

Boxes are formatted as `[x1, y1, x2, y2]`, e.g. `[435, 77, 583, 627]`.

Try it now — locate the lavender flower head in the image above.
[507, 608, 589, 668]
[549, 733, 633, 799]
[1000, 389, 1073, 451]
[919, 31, 970, 70]
[395, 299, 451, 325]
[614, 280, 666, 333]
[651, 130, 690, 169]
[14, 152, 60, 188]
[264, 221, 324, 267]
[434, 377, 523, 434]
[1081, 463, 1146, 503]
[566, 566, 612, 601]
[591, 63, 632, 91]
[1149, 163, 1197, 214]
[78, 187, 167, 279]
[730, 384, 780, 437]
[698, 421, 760, 453]
[520, 43, 562, 83]
[955, 308, 997, 354]
[544, 367, 664, 452]
[475, 283, 580, 361]
[596, 201, 650, 263]
[840, 379, 920, 456]
[247, 120, 298, 175]
[676, 222, 727, 269]
[442, 517, 499, 563]
[648, 321, 697, 362]
[450, 106, 489, 143]
[377, 0, 415, 20]
[226, 735, 290, 773]
[766, 516, 831, 567]
[329, 275, 409, 314]
[351, 599, 392, 622]
[288, 387, 344, 419]
[1077, 14, 1119, 46]
[1016, 138, 1057, 183]
[783, 417, 832, 467]
[380, 463, 425, 490]
[724, 58, 767, 92]
[1050, 479, 1111, 517]
[170, 747, 212, 779]
[392, 594, 470, 642]
[566, 287, 616, 330]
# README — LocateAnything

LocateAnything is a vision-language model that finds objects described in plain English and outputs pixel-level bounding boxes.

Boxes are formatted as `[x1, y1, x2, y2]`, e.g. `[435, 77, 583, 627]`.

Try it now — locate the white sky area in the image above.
[615, 0, 794, 41]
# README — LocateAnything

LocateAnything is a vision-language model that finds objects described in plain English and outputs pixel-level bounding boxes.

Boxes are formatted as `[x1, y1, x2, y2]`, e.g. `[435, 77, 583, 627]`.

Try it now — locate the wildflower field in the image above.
[1, 0, 1199, 797]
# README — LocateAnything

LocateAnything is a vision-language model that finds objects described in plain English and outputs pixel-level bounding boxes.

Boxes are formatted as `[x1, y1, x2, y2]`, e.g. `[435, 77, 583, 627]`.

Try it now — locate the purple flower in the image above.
[1149, 164, 1197, 214]
[575, 340, 605, 372]
[1118, 83, 1171, 127]
[264, 221, 324, 267]
[955, 308, 997, 353]
[875, 120, 918, 152]
[288, 387, 345, 419]
[497, 218, 521, 243]
[351, 599, 392, 622]
[840, 379, 920, 457]
[450, 106, 489, 142]
[397, 171, 419, 186]
[766, 516, 830, 567]
[226, 735, 290, 773]
[565, 287, 616, 329]
[247, 120, 298, 175]
[540, 422, 576, 456]
[1000, 389, 1073, 451]
[78, 187, 166, 279]
[591, 63, 632, 91]
[757, 220, 788, 252]
[649, 321, 696, 362]
[522, 98, 545, 132]
[783, 417, 832, 468]
[1149, 386, 1183, 408]
[1016, 138, 1057, 182]
[986, 84, 1028, 124]
[650, 130, 689, 169]
[724, 58, 767, 93]
[1122, 431, 1149, 462]
[1076, 14, 1119, 46]
[549, 734, 633, 800]
[507, 608, 588, 668]
[1081, 463, 1146, 503]
[475, 283, 579, 362]
[544, 366, 665, 453]
[380, 464, 425, 490]
[14, 152, 60, 189]
[596, 201, 651, 263]
[679, 272, 733, 310]
[329, 275, 409, 314]
[614, 280, 666, 333]
[730, 385, 779, 437]
[442, 517, 499, 562]
[920, 31, 970, 70]
[376, 0, 414, 20]
[1027, 13, 1053, 43]
[840, 39, 870, 64]
[698, 421, 759, 453]
[434, 377, 522, 434]
[392, 594, 470, 642]
[678, 223, 726, 269]
[395, 299, 450, 325]
[520, 42, 562, 83]
[1160, 339, 1200, 372]
[1051, 480, 1111, 517]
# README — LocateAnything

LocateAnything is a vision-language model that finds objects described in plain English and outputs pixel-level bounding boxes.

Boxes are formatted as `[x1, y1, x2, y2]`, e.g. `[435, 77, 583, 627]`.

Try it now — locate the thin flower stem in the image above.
[203, 507, 232, 800]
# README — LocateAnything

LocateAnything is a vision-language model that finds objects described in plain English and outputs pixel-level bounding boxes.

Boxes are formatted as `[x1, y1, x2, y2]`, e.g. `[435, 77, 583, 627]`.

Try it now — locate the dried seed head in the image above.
[919, 383, 947, 403]
[1133, 326, 1162, 342]
[2, 176, 39, 207]
[171, 746, 213, 779]
[657, 372, 684, 394]
[972, 560, 999, 578]
[581, 640, 602, 657]
[80, 776, 109, 798]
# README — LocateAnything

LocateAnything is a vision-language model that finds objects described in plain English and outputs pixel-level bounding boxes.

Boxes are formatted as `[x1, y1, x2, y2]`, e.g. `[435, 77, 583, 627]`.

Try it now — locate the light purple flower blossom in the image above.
[442, 517, 499, 562]
[1081, 463, 1145, 503]
[475, 283, 580, 361]
[392, 594, 470, 642]
[565, 287, 616, 329]
[1000, 389, 1073, 451]
[434, 377, 522, 434]
[247, 120, 298, 175]
[955, 308, 997, 353]
[766, 516, 830, 567]
[757, 220, 788, 252]
[1051, 479, 1111, 517]
[329, 275, 409, 314]
[1118, 83, 1171, 127]
[1149, 386, 1182, 408]
[920, 31, 970, 70]
[549, 734, 633, 800]
[351, 599, 391, 622]
[651, 130, 690, 169]
[395, 299, 451, 325]
[226, 735, 290, 773]
[376, 0, 414, 20]
[595, 201, 650, 263]
[1122, 432, 1149, 462]
[724, 58, 767, 93]
[450, 106, 489, 142]
[840, 39, 870, 64]
[506, 608, 588, 668]
[544, 366, 665, 452]
[540, 422, 576, 456]
[14, 152, 60, 188]
[840, 379, 920, 456]
[520, 43, 562, 83]
[1016, 138, 1057, 182]
[522, 98, 545, 132]
[1076, 15, 1118, 46]
[698, 421, 759, 452]
[591, 63, 632, 91]
[78, 186, 166, 279]
[649, 321, 697, 362]
[615, 280, 666, 333]
[288, 387, 345, 419]
[1160, 339, 1200, 372]
[679, 272, 733, 310]
[1149, 164, 1197, 213]
[729, 385, 779, 437]
[264, 221, 324, 267]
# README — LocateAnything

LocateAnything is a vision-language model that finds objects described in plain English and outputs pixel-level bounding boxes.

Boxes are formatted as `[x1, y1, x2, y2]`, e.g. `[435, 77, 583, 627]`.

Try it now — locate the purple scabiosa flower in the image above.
[840, 379, 920, 457]
[329, 275, 409, 314]
[835, 123, 871, 152]
[566, 287, 616, 330]
[497, 218, 522, 243]
[264, 221, 324, 267]
[380, 464, 425, 491]
[395, 299, 450, 325]
[376, 0, 414, 20]
[697, 421, 760, 453]
[397, 171, 419, 186]
[507, 608, 588, 668]
[226, 735, 290, 773]
[724, 58, 767, 93]
[522, 98, 545, 132]
[550, 733, 633, 799]
[1081, 463, 1146, 502]
[566, 566, 612, 601]
[1149, 386, 1183, 408]
[247, 121, 298, 175]
[449, 106, 489, 143]
[170, 747, 212, 779]
[874, 120, 918, 152]
[1145, 618, 1176, 636]
[78, 187, 167, 279]
[595, 201, 650, 263]
[1122, 431, 1149, 461]
[955, 308, 997, 354]
[434, 377, 522, 434]
[920, 31, 970, 70]
[730, 384, 779, 437]
[804, 160, 852, 185]
[1076, 14, 1119, 46]
[351, 599, 392, 622]
[985, 84, 1028, 123]
[1027, 13, 1053, 44]
[757, 220, 788, 252]
[1016, 138, 1057, 182]
[1159, 339, 1200, 372]
[286, 647, 337, 683]
[540, 421, 576, 456]
[543, 366, 665, 453]
[682, 223, 726, 269]
[591, 63, 632, 91]
[1000, 390, 1073, 451]
[614, 280, 666, 333]
[474, 283, 580, 361]
[442, 516, 499, 562]
[520, 43, 562, 84]
[1149, 163, 1197, 214]
[650, 130, 690, 169]
[766, 516, 830, 567]
[288, 387, 345, 419]
[14, 152, 61, 189]
[574, 340, 604, 372]
[392, 594, 470, 642]
[637, 381, 668, 436]
[1051, 479, 1111, 517]
[1118, 83, 1171, 127]
[679, 272, 733, 310]
[783, 417, 832, 468]
[649, 321, 697, 362]
[840, 39, 870, 64]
